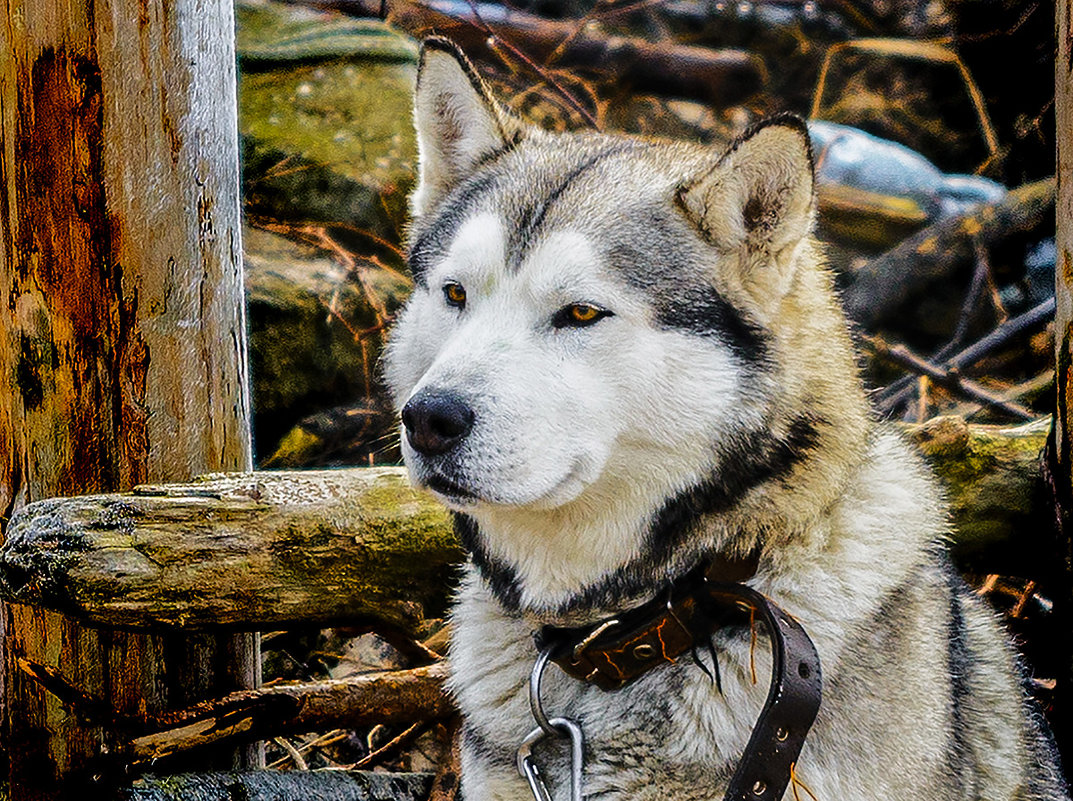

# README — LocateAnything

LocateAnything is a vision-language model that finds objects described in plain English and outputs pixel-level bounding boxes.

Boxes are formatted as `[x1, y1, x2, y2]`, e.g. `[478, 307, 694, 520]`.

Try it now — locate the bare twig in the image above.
[273, 736, 310, 770]
[462, 0, 600, 128]
[267, 729, 353, 769]
[352, 721, 429, 769]
[864, 336, 1035, 420]
[875, 297, 1055, 414]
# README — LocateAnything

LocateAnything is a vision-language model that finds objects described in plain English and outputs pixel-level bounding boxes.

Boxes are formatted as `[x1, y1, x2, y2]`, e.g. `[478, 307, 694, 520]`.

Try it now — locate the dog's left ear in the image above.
[411, 37, 524, 218]
[677, 115, 814, 263]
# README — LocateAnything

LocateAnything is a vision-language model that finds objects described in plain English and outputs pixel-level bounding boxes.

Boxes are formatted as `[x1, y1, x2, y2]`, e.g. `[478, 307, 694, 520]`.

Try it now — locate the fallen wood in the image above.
[0, 468, 461, 632]
[843, 176, 1055, 329]
[907, 416, 1051, 576]
[128, 663, 451, 764]
[16, 657, 451, 770]
[0, 420, 1054, 633]
[119, 770, 433, 801]
[281, 0, 764, 107]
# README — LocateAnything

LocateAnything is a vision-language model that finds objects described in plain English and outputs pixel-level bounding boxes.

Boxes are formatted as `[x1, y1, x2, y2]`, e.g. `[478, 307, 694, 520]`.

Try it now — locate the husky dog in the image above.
[385, 38, 1068, 801]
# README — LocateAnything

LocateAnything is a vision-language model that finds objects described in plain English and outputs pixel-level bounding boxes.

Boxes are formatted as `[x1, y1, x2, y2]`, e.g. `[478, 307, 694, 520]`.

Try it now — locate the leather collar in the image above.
[533, 551, 823, 801]
[535, 550, 761, 691]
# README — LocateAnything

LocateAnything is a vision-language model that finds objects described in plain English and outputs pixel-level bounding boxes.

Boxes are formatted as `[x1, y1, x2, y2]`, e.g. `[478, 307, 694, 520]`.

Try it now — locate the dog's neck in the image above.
[456, 418, 870, 627]
[454, 477, 769, 627]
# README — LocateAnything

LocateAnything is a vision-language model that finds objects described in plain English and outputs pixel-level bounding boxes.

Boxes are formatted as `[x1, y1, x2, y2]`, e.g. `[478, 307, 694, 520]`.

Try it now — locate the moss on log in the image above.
[906, 415, 1049, 575]
[0, 419, 1053, 632]
[0, 468, 460, 632]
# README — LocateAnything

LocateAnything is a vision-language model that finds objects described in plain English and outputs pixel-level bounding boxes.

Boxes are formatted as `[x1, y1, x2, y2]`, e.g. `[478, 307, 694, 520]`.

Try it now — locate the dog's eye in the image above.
[443, 282, 467, 309]
[553, 303, 613, 329]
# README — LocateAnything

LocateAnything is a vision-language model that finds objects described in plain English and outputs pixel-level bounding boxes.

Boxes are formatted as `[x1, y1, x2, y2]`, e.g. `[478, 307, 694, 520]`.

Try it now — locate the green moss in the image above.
[239, 55, 416, 191]
[258, 476, 459, 627]
[359, 477, 456, 545]
[261, 425, 325, 468]
[236, 2, 418, 65]
[919, 419, 1049, 565]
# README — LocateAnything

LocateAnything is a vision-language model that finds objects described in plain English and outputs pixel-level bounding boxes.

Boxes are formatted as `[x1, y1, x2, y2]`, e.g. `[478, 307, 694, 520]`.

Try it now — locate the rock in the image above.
[237, 0, 418, 239]
[244, 225, 410, 460]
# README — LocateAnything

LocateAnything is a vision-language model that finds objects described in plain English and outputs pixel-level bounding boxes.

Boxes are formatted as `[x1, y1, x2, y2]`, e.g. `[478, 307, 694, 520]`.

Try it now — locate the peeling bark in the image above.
[0, 0, 256, 795]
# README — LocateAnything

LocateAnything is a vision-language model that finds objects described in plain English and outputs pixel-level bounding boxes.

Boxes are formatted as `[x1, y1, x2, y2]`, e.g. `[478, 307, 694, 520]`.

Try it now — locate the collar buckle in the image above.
[571, 617, 621, 662]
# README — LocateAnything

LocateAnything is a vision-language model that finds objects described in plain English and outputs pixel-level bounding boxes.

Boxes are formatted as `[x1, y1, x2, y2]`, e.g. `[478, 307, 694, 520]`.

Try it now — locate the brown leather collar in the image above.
[534, 553, 823, 801]
[536, 551, 761, 691]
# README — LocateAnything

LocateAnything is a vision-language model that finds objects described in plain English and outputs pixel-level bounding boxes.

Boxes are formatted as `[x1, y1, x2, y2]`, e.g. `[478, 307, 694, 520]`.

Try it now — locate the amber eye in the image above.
[443, 282, 467, 309]
[553, 303, 612, 329]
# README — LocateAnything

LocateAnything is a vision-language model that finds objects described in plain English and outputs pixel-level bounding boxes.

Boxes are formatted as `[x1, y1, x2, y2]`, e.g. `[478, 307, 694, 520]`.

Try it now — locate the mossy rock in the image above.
[244, 225, 411, 461]
[237, 0, 418, 234]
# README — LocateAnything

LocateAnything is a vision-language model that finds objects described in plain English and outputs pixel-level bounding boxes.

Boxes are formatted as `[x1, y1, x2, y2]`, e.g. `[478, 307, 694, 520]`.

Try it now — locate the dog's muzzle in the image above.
[402, 389, 475, 456]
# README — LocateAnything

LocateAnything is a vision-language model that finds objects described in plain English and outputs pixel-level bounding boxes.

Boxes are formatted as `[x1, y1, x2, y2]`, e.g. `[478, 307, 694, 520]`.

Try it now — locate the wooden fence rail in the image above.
[0, 468, 460, 632]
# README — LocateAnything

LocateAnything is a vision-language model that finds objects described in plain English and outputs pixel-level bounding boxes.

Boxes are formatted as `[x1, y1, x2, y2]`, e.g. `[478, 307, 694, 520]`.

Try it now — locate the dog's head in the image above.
[385, 40, 865, 609]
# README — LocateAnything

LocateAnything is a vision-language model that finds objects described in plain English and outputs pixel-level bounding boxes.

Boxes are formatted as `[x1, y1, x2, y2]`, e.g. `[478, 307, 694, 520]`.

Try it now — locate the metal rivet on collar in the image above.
[632, 643, 656, 660]
[775, 727, 789, 742]
[751, 780, 767, 795]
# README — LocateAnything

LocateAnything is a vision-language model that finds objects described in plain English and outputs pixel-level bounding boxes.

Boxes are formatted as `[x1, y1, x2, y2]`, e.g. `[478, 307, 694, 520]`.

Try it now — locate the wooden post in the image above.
[1053, 0, 1072, 762]
[0, 0, 258, 796]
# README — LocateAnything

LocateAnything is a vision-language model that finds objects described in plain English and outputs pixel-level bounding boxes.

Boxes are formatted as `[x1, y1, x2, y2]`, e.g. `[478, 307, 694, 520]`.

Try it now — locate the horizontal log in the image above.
[120, 770, 432, 801]
[843, 176, 1056, 329]
[284, 0, 764, 107]
[0, 468, 461, 632]
[128, 663, 450, 764]
[0, 419, 1051, 631]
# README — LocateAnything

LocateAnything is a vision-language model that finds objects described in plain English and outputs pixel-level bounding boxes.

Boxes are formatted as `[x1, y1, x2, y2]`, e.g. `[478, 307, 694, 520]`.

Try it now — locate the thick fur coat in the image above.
[384, 38, 1069, 801]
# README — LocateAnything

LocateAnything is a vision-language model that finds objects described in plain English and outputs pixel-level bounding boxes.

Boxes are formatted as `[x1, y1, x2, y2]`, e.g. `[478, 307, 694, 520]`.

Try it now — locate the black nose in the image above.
[401, 391, 475, 456]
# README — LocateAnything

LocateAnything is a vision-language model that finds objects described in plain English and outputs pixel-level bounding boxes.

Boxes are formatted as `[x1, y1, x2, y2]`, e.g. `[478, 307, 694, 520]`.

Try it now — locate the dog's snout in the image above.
[402, 391, 475, 456]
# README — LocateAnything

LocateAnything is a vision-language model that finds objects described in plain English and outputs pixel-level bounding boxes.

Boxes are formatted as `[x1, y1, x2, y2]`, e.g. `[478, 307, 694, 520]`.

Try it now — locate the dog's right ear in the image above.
[411, 38, 522, 218]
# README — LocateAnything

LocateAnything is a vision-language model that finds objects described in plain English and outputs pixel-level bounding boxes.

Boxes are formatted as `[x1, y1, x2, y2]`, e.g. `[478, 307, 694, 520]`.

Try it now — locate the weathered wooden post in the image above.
[1053, 0, 1072, 762]
[0, 0, 258, 796]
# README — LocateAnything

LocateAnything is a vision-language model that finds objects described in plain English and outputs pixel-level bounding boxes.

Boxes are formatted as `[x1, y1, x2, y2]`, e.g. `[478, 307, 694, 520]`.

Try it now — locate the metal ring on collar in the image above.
[528, 646, 559, 736]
